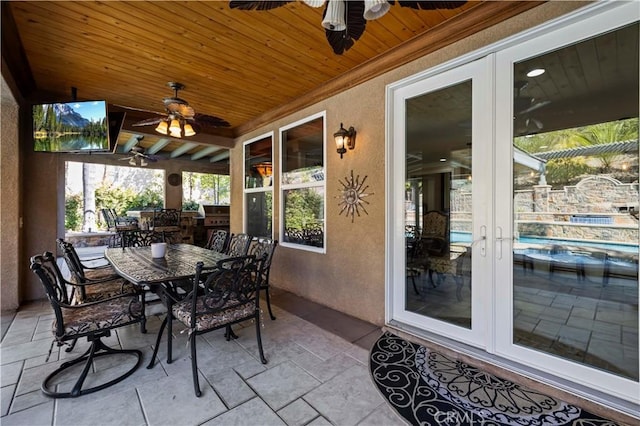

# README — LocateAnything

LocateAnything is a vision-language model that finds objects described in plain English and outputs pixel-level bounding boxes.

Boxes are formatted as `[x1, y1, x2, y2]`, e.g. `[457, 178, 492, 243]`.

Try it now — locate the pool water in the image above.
[450, 231, 639, 254]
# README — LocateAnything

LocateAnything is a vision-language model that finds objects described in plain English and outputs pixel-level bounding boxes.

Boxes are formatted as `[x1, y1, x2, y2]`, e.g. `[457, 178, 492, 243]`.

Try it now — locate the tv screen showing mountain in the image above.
[33, 100, 110, 152]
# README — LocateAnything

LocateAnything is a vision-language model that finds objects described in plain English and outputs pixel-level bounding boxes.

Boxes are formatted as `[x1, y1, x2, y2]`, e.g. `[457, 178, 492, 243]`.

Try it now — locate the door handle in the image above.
[496, 226, 503, 260]
[495, 226, 511, 260]
[479, 225, 487, 257]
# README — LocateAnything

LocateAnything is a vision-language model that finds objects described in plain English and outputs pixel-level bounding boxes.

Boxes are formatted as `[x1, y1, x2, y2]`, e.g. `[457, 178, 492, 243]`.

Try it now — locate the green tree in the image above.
[285, 189, 323, 230]
[65, 193, 83, 231]
[572, 119, 638, 172]
[514, 118, 638, 188]
[95, 185, 163, 229]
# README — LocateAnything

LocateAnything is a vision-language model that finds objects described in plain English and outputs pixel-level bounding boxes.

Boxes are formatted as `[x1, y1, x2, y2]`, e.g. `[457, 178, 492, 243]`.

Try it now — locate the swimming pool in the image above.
[450, 231, 639, 254]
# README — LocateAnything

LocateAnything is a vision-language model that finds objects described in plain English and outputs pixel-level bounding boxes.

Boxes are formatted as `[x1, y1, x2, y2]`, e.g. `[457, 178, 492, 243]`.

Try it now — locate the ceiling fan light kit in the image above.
[127, 81, 230, 139]
[363, 0, 391, 20]
[322, 0, 346, 31]
[303, 0, 325, 7]
[229, 1, 468, 54]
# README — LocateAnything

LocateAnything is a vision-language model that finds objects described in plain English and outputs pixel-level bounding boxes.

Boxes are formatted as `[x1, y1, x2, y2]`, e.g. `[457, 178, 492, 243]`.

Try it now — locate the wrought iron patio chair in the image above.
[205, 229, 230, 253]
[121, 229, 165, 247]
[57, 239, 130, 292]
[30, 253, 145, 398]
[152, 208, 181, 243]
[57, 239, 146, 332]
[406, 237, 426, 295]
[56, 238, 118, 282]
[101, 208, 138, 231]
[422, 210, 449, 256]
[148, 255, 268, 397]
[248, 237, 278, 320]
[225, 233, 252, 256]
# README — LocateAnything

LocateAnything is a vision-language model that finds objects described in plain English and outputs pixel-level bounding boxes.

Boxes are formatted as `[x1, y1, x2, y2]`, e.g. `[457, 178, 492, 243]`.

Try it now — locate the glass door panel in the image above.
[391, 58, 491, 348]
[405, 82, 473, 328]
[511, 25, 639, 381]
[495, 6, 639, 402]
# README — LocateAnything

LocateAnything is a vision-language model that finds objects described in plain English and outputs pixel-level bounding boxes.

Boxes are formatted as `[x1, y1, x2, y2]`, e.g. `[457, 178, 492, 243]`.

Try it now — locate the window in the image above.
[280, 112, 326, 251]
[243, 133, 273, 237]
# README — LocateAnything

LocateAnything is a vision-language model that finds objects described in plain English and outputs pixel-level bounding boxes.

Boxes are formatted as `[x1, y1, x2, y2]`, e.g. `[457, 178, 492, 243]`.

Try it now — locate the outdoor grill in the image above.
[198, 204, 230, 239]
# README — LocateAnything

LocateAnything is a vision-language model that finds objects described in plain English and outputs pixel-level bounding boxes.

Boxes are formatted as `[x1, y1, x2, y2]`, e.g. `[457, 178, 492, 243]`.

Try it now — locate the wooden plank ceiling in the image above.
[2, 1, 541, 165]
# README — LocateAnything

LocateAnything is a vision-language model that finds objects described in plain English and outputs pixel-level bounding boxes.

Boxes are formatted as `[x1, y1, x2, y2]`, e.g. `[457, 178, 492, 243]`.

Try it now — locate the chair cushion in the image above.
[58, 295, 143, 338]
[74, 280, 139, 304]
[84, 266, 119, 281]
[172, 298, 256, 332]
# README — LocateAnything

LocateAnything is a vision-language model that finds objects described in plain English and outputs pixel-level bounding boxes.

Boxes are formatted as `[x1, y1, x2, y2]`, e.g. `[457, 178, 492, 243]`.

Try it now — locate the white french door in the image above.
[493, 4, 639, 403]
[387, 1, 639, 405]
[388, 57, 493, 349]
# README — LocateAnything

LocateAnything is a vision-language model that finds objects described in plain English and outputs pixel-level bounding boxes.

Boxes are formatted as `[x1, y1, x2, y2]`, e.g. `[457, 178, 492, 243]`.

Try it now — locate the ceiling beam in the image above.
[210, 151, 230, 163]
[121, 135, 143, 154]
[170, 142, 198, 158]
[191, 146, 219, 160]
[147, 138, 171, 154]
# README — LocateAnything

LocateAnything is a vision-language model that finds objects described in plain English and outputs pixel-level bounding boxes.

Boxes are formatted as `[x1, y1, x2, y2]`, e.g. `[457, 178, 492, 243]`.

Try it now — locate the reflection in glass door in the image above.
[405, 81, 473, 328]
[510, 22, 639, 382]
[392, 59, 491, 348]
[494, 5, 639, 403]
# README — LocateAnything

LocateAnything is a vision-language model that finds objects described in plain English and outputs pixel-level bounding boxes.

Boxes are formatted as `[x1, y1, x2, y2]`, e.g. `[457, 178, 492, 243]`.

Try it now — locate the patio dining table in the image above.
[105, 243, 230, 365]
[105, 243, 228, 285]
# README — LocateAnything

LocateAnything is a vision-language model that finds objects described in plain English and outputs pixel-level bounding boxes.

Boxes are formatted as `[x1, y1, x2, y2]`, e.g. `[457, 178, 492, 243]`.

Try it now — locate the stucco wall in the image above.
[1, 77, 21, 311]
[231, 1, 588, 326]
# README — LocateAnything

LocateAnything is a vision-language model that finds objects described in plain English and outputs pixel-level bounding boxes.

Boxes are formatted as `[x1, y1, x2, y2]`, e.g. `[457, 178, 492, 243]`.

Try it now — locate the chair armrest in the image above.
[74, 276, 131, 287]
[58, 291, 137, 308]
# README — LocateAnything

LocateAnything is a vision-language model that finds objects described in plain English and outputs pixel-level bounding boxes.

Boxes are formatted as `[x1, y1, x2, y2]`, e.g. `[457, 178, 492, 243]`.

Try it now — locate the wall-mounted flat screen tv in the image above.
[33, 100, 110, 153]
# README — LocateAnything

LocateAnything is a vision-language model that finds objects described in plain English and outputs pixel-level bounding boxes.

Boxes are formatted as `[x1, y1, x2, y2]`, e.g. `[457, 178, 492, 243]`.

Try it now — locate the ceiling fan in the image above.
[119, 82, 230, 138]
[229, 1, 468, 54]
[514, 80, 551, 136]
[120, 146, 160, 167]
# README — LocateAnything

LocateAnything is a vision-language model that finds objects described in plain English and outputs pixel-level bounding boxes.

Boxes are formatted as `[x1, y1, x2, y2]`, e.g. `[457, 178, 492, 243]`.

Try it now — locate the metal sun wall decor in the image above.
[337, 170, 373, 222]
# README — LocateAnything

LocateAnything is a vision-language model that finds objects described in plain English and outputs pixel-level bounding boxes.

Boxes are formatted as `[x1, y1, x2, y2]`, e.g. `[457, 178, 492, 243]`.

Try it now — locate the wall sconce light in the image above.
[334, 123, 356, 159]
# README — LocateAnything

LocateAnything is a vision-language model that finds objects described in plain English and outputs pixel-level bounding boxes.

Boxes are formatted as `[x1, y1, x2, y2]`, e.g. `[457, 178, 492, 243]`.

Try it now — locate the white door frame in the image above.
[494, 2, 640, 404]
[387, 57, 494, 349]
[385, 0, 639, 406]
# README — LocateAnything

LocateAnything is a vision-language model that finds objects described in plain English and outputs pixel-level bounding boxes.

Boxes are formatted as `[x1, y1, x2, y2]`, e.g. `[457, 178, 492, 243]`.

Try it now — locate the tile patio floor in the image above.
[1, 288, 403, 426]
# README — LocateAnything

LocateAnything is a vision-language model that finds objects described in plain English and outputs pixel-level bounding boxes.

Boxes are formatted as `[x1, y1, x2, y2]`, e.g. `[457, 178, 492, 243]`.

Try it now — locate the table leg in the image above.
[147, 315, 167, 369]
[167, 310, 173, 364]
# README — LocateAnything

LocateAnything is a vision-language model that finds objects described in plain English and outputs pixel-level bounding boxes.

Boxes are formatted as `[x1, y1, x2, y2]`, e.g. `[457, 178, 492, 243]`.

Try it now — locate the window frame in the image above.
[243, 131, 274, 238]
[279, 111, 327, 253]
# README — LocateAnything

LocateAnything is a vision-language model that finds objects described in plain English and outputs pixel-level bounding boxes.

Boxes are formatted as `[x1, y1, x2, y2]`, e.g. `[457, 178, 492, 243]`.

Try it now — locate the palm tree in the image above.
[573, 119, 638, 172]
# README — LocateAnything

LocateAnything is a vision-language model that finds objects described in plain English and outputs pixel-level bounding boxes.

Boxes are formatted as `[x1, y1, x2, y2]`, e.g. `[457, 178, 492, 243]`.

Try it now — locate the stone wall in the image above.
[455, 175, 639, 244]
[64, 232, 115, 247]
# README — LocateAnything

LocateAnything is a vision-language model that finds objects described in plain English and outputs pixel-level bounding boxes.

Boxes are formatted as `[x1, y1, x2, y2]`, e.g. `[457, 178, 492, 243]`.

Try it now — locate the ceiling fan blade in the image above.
[397, 1, 468, 10]
[518, 100, 551, 115]
[324, 1, 366, 55]
[229, 1, 292, 10]
[193, 113, 231, 128]
[132, 117, 166, 127]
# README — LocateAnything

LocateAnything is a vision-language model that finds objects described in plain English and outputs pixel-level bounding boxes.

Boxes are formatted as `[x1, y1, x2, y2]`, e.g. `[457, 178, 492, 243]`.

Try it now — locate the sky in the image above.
[66, 100, 106, 122]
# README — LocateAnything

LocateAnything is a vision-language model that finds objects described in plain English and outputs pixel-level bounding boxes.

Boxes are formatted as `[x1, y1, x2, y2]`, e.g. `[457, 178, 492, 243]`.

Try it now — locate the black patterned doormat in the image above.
[369, 332, 619, 426]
